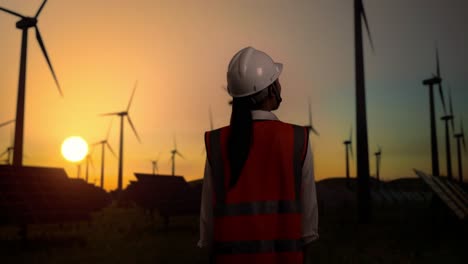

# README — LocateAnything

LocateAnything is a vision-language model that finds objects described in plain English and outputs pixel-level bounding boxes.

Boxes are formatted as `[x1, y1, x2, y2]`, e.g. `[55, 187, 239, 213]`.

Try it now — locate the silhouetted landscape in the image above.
[1, 0, 467, 263]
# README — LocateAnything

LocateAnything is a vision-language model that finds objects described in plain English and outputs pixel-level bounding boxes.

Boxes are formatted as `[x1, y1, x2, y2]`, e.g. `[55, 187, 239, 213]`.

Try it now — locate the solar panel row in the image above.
[0, 165, 111, 225]
[124, 174, 201, 219]
[414, 169, 468, 220]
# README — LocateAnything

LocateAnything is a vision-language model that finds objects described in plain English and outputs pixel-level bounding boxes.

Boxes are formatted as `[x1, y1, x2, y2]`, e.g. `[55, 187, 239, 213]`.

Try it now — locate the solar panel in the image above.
[414, 169, 467, 220]
[0, 165, 111, 225]
[431, 176, 468, 217]
[378, 189, 395, 204]
[124, 173, 201, 219]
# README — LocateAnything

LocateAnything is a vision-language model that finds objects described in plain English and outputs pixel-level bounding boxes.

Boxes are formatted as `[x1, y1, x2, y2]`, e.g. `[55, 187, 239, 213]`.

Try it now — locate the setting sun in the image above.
[61, 136, 89, 163]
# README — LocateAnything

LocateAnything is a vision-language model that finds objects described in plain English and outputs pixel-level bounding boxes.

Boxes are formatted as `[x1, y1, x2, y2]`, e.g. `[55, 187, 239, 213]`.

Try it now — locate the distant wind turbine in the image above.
[354, 0, 374, 223]
[101, 81, 141, 191]
[305, 97, 319, 136]
[343, 126, 353, 188]
[92, 119, 117, 190]
[440, 86, 455, 179]
[151, 152, 161, 175]
[170, 135, 184, 177]
[374, 145, 382, 181]
[85, 152, 95, 183]
[0, 119, 15, 164]
[0, 146, 13, 165]
[422, 46, 447, 177]
[454, 118, 466, 183]
[0, 0, 63, 167]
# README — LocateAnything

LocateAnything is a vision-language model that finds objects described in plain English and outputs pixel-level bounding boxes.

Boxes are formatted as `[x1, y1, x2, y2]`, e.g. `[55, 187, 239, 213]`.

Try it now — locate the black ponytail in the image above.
[228, 97, 253, 189]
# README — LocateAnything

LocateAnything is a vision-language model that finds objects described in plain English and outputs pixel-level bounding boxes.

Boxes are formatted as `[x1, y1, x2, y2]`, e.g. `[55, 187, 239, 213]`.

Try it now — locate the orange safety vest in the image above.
[205, 120, 309, 264]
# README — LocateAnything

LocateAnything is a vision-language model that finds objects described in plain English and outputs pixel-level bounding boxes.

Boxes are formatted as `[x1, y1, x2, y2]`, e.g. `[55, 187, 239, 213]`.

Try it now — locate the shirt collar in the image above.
[251, 110, 279, 121]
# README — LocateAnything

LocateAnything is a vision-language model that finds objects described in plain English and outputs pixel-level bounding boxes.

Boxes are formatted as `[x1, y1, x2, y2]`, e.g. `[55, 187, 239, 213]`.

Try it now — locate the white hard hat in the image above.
[227, 47, 283, 98]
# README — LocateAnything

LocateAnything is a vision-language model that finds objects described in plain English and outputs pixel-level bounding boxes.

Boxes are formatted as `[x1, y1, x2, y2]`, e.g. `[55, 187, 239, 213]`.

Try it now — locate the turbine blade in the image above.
[447, 86, 455, 132]
[438, 83, 447, 115]
[0, 149, 8, 159]
[176, 151, 185, 159]
[462, 120, 466, 153]
[35, 0, 47, 18]
[126, 115, 141, 143]
[35, 26, 63, 97]
[100, 112, 120, 116]
[173, 134, 177, 149]
[106, 118, 113, 140]
[361, 3, 375, 53]
[0, 7, 25, 18]
[127, 81, 138, 112]
[349, 126, 353, 142]
[435, 44, 441, 78]
[350, 144, 354, 160]
[0, 119, 14, 128]
[106, 142, 117, 158]
[310, 126, 319, 136]
[209, 106, 214, 130]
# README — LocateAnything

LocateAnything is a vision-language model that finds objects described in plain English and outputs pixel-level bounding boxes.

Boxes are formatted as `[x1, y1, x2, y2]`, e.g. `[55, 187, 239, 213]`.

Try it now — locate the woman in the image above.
[199, 47, 319, 264]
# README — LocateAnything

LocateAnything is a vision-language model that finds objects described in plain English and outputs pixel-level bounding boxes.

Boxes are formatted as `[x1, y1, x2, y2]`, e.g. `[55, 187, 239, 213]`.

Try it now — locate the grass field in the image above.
[0, 201, 466, 264]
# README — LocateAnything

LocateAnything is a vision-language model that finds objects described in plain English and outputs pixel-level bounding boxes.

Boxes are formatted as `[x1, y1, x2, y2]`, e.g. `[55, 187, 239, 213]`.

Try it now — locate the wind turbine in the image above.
[343, 126, 353, 188]
[440, 86, 455, 179]
[92, 120, 117, 190]
[84, 152, 95, 183]
[170, 135, 184, 176]
[0, 119, 15, 164]
[454, 118, 466, 183]
[0, 0, 63, 167]
[422, 46, 447, 177]
[151, 152, 161, 175]
[305, 97, 319, 136]
[354, 0, 374, 223]
[0, 146, 14, 165]
[201, 106, 215, 155]
[374, 145, 382, 181]
[101, 81, 141, 191]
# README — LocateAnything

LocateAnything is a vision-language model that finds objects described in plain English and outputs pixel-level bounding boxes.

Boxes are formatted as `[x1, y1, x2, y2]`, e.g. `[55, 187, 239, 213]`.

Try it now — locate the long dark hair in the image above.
[227, 80, 279, 189]
[228, 96, 253, 189]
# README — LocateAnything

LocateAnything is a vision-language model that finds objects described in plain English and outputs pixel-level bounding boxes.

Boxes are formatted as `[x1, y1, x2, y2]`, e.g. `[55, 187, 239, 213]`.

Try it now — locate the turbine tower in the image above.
[0, 0, 63, 167]
[92, 120, 117, 190]
[354, 0, 374, 223]
[101, 81, 141, 191]
[343, 126, 353, 188]
[454, 118, 466, 183]
[170, 135, 184, 177]
[305, 97, 319, 136]
[374, 145, 382, 181]
[422, 46, 447, 177]
[440, 87, 455, 179]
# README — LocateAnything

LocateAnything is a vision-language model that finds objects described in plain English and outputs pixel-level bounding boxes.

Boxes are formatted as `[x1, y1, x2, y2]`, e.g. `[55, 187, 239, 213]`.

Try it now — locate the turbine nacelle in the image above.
[16, 17, 37, 29]
[422, 76, 442, 86]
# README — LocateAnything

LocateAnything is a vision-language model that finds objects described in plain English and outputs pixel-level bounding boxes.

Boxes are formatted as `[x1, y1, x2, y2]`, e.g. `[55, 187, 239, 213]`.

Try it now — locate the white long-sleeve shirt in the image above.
[198, 110, 319, 248]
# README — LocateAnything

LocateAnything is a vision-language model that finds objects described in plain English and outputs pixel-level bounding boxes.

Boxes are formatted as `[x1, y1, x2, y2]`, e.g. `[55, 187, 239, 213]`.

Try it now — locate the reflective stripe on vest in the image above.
[205, 121, 308, 263]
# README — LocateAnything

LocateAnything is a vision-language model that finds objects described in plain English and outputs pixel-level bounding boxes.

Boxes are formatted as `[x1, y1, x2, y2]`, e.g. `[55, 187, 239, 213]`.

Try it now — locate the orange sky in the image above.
[0, 0, 467, 191]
